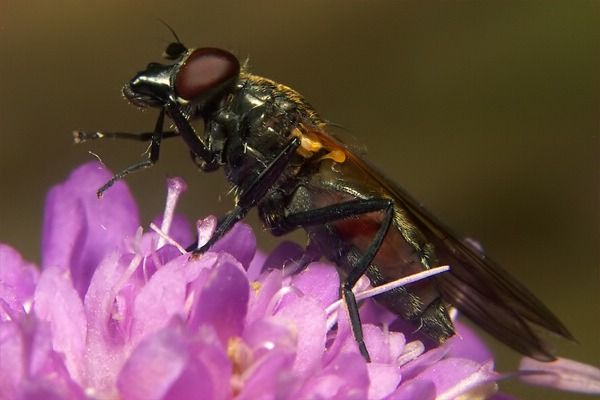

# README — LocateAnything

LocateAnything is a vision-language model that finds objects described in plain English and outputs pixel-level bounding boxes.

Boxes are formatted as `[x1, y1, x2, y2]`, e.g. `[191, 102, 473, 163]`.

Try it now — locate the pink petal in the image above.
[235, 350, 296, 400]
[323, 306, 355, 364]
[362, 324, 406, 364]
[243, 318, 297, 356]
[275, 295, 327, 375]
[246, 269, 283, 324]
[14, 376, 85, 400]
[290, 262, 340, 308]
[33, 266, 86, 382]
[3, 318, 86, 399]
[519, 356, 600, 394]
[385, 379, 436, 400]
[130, 255, 190, 344]
[42, 162, 139, 296]
[187, 253, 249, 344]
[367, 363, 401, 399]
[246, 250, 266, 281]
[306, 351, 369, 400]
[210, 222, 256, 268]
[117, 322, 230, 400]
[447, 320, 493, 363]
[83, 252, 133, 397]
[0, 244, 38, 317]
[399, 345, 446, 380]
[0, 321, 24, 396]
[412, 358, 497, 400]
[261, 241, 305, 271]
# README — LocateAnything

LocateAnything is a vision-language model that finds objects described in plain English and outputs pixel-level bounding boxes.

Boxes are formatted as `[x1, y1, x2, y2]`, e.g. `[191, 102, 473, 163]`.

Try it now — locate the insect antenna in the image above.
[157, 18, 188, 60]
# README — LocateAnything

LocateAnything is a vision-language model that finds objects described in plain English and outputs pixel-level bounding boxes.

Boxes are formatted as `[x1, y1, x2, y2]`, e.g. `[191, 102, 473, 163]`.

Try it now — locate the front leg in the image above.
[95, 108, 167, 197]
[166, 101, 218, 171]
[93, 101, 219, 197]
[73, 130, 178, 143]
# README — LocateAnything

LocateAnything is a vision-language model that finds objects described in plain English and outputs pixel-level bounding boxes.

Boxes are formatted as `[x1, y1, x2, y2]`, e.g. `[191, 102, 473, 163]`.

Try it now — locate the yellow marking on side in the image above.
[297, 147, 314, 158]
[291, 127, 322, 158]
[239, 73, 348, 164]
[290, 126, 346, 164]
[320, 149, 346, 163]
[300, 135, 323, 152]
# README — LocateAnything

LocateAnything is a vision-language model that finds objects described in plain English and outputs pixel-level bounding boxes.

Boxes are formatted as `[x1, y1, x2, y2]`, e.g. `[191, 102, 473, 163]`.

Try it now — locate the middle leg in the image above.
[274, 197, 395, 361]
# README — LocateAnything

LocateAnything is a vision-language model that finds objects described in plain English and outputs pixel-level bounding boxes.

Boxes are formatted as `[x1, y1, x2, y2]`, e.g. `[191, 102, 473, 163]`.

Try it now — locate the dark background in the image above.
[1, 2, 598, 398]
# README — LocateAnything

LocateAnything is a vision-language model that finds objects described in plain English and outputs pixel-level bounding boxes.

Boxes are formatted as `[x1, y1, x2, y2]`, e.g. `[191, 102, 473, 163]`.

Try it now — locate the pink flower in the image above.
[1, 162, 598, 399]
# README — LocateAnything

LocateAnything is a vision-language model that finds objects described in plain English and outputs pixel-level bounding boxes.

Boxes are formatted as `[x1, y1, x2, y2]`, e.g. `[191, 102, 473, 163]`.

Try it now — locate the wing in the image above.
[310, 126, 574, 361]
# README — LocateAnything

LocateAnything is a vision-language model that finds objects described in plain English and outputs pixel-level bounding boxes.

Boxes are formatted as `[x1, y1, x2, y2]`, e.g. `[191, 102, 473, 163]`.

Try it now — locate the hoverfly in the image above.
[74, 36, 573, 362]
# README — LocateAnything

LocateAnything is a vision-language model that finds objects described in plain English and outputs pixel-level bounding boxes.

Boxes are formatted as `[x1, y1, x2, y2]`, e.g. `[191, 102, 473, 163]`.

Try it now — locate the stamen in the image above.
[150, 223, 187, 254]
[183, 290, 196, 317]
[196, 215, 217, 249]
[325, 265, 450, 316]
[148, 236, 163, 271]
[265, 285, 302, 316]
[131, 226, 144, 255]
[109, 253, 143, 316]
[397, 340, 426, 365]
[157, 177, 187, 248]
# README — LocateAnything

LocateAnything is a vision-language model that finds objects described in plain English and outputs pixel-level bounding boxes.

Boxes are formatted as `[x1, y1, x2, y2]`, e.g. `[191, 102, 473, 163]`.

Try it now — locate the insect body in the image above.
[75, 41, 573, 362]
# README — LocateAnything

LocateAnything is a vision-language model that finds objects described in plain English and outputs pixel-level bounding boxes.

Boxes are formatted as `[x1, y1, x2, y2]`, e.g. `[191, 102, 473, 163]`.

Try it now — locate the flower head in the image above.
[1, 162, 598, 399]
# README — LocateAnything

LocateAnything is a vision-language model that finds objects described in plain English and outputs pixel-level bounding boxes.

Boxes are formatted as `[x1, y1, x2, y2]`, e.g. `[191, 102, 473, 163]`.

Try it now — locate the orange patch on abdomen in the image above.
[334, 213, 427, 281]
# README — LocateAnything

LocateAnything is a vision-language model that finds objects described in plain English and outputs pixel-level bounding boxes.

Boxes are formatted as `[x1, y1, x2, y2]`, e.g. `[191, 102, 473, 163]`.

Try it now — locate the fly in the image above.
[74, 37, 574, 362]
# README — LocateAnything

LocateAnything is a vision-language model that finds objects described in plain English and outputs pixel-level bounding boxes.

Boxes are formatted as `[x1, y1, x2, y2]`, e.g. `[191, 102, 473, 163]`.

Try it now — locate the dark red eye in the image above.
[174, 47, 240, 101]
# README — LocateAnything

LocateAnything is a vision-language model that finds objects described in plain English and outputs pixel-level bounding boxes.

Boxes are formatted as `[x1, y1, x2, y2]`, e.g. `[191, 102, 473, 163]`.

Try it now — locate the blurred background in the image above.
[1, 1, 598, 398]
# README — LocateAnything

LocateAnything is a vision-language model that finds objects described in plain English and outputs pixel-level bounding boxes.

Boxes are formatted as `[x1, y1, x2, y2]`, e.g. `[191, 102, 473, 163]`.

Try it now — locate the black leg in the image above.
[343, 203, 393, 362]
[89, 100, 219, 197]
[73, 130, 178, 143]
[282, 198, 392, 232]
[277, 197, 395, 361]
[166, 101, 217, 170]
[190, 136, 301, 255]
[96, 108, 166, 197]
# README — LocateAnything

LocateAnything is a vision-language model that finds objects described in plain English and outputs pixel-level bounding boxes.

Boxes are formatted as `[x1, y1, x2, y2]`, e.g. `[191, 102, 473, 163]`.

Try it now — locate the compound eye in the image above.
[174, 47, 240, 101]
